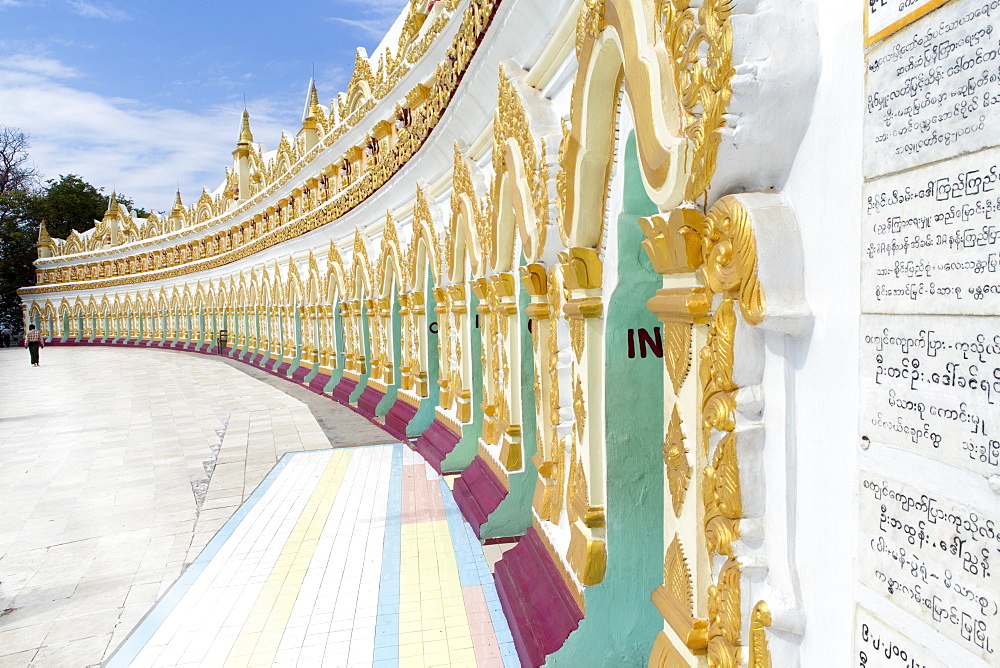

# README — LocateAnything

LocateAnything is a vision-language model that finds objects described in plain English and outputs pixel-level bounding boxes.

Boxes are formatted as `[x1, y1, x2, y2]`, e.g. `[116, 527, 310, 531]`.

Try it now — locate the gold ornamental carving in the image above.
[748, 601, 773, 668]
[706, 558, 742, 668]
[663, 322, 692, 395]
[651, 535, 707, 654]
[689, 197, 765, 326]
[658, 0, 735, 202]
[663, 405, 691, 518]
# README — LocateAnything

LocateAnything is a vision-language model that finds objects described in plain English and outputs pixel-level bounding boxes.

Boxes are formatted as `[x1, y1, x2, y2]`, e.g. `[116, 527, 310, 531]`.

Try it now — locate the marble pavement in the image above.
[0, 345, 394, 666]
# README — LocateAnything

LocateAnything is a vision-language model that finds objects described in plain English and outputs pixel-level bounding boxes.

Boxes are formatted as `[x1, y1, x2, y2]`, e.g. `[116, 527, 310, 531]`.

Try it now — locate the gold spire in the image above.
[309, 81, 320, 112]
[239, 109, 253, 144]
[171, 190, 184, 215]
[37, 220, 51, 243]
[104, 191, 119, 219]
[302, 80, 323, 128]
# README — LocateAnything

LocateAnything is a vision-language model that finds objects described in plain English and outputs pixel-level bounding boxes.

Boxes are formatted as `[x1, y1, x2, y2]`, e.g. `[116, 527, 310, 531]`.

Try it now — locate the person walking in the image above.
[24, 324, 43, 366]
[0, 325, 10, 348]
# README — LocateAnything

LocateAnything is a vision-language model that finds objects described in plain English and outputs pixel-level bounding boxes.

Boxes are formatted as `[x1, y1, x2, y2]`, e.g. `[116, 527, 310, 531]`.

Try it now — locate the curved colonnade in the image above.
[20, 0, 817, 665]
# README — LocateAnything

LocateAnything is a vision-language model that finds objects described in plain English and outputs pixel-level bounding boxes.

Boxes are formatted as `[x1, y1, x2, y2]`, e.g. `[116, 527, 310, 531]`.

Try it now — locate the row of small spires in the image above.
[37, 78, 326, 251]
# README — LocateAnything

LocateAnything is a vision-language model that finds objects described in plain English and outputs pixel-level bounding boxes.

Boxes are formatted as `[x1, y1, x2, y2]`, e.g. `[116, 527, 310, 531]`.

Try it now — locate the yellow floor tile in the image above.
[449, 648, 478, 663]
[423, 639, 449, 654]
[423, 651, 452, 666]
[399, 630, 424, 646]
[399, 643, 424, 659]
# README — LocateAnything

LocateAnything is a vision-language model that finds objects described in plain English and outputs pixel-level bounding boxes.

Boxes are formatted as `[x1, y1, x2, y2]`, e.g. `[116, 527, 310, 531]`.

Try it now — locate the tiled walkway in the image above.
[0, 346, 515, 667]
[108, 445, 517, 667]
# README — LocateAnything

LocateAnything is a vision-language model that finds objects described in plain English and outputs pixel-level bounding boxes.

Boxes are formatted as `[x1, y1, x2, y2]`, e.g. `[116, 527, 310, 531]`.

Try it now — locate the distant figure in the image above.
[24, 324, 43, 366]
[0, 325, 10, 348]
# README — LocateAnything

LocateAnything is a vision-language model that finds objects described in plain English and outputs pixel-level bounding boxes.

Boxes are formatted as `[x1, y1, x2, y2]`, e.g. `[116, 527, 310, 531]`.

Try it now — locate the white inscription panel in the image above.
[861, 314, 1000, 479]
[862, 147, 1000, 314]
[860, 471, 1000, 661]
[864, 0, 1000, 178]
[867, 0, 948, 46]
[855, 605, 947, 667]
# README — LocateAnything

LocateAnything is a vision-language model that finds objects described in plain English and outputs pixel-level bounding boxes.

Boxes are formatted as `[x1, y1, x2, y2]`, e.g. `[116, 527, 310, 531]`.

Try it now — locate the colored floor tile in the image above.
[105, 443, 519, 667]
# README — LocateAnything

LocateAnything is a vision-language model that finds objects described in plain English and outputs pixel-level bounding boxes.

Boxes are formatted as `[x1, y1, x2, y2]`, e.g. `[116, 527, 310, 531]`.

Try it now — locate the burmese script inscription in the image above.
[855, 605, 946, 667]
[861, 315, 1000, 479]
[865, 0, 1000, 178]
[860, 471, 1000, 661]
[862, 148, 1000, 314]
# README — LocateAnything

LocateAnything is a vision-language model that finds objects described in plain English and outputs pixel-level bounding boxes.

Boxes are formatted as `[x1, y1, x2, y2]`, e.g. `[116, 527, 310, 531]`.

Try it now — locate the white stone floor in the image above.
[0, 345, 391, 667]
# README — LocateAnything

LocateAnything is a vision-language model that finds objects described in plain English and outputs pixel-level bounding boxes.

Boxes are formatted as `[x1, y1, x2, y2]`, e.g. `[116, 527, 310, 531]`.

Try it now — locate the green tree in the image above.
[32, 174, 111, 240]
[0, 126, 151, 329]
[0, 190, 39, 329]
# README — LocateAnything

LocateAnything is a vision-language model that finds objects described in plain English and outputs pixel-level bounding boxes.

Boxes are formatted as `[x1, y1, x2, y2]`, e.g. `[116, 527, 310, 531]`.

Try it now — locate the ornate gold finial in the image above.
[171, 190, 184, 214]
[103, 191, 119, 220]
[309, 80, 321, 114]
[239, 109, 253, 144]
[37, 220, 51, 243]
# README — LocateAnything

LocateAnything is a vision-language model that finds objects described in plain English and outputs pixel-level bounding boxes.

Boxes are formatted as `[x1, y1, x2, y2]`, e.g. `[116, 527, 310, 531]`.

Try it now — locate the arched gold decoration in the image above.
[490, 62, 560, 267]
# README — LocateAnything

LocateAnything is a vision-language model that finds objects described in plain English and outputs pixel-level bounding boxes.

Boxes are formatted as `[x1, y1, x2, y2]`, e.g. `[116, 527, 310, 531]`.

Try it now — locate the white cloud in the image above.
[67, 0, 129, 21]
[326, 16, 393, 40]
[0, 54, 292, 214]
[0, 54, 77, 78]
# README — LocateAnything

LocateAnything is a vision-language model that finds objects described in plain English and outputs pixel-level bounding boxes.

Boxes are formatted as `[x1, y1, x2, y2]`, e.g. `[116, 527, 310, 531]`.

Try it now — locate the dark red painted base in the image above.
[494, 527, 583, 667]
[272, 361, 291, 377]
[307, 372, 331, 394]
[356, 385, 385, 419]
[290, 365, 311, 383]
[453, 456, 508, 538]
[330, 376, 358, 405]
[413, 419, 461, 473]
[383, 398, 419, 441]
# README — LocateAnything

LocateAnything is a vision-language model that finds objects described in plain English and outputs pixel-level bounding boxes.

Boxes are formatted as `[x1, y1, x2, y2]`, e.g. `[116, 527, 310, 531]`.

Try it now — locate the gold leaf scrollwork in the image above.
[664, 405, 691, 518]
[699, 298, 737, 446]
[706, 558, 742, 668]
[748, 601, 773, 668]
[659, 0, 735, 203]
[704, 431, 741, 558]
[699, 197, 765, 325]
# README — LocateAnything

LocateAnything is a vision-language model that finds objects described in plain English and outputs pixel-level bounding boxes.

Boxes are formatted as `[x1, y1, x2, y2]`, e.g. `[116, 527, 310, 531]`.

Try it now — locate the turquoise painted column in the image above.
[375, 294, 404, 415]
[304, 306, 322, 383]
[323, 302, 347, 392]
[288, 302, 303, 377]
[407, 273, 440, 437]
[349, 300, 372, 403]
[441, 287, 485, 473]
[548, 131, 664, 666]
[479, 277, 539, 539]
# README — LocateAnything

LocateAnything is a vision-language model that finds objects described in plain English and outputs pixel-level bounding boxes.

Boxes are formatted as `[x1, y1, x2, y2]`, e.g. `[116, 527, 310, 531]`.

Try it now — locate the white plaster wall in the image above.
[781, 2, 862, 664]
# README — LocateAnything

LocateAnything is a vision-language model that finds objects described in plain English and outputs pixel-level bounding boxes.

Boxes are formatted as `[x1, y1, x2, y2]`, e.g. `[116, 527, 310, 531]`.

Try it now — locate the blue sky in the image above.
[0, 0, 406, 214]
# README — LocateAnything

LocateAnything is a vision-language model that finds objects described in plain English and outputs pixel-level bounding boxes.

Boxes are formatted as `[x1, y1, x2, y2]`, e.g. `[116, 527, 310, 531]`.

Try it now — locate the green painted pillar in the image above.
[548, 131, 664, 666]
